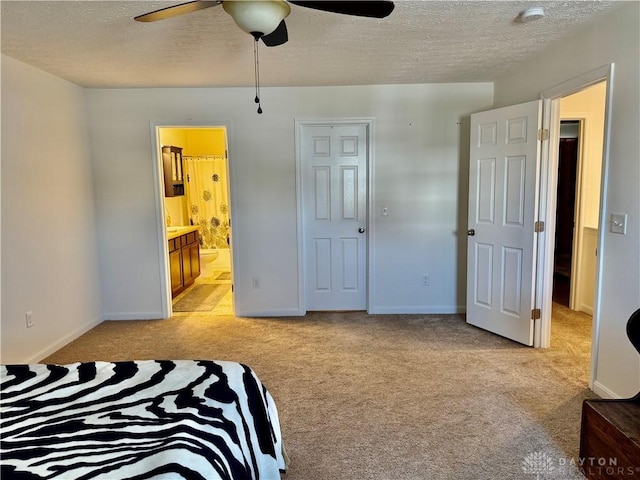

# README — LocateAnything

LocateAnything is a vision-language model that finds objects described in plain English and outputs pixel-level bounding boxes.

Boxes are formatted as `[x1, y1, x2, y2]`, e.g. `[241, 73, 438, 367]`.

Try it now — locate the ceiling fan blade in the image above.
[289, 1, 394, 18]
[134, 1, 222, 22]
[261, 20, 288, 47]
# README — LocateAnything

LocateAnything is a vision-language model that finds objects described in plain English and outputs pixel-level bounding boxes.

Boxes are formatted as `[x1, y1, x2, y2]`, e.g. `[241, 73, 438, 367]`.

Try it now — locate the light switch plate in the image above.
[611, 213, 627, 234]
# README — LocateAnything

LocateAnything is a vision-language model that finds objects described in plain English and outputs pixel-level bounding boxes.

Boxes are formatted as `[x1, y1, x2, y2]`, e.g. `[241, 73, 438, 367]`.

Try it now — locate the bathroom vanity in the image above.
[167, 226, 200, 298]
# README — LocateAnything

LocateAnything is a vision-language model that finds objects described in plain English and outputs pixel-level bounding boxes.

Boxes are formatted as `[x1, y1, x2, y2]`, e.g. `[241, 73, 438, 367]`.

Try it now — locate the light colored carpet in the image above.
[43, 307, 596, 479]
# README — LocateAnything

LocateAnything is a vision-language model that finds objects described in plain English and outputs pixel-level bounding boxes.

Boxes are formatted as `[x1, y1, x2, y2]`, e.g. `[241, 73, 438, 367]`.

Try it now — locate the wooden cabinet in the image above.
[579, 399, 640, 480]
[162, 146, 184, 197]
[169, 229, 200, 298]
[169, 248, 183, 294]
[182, 242, 201, 287]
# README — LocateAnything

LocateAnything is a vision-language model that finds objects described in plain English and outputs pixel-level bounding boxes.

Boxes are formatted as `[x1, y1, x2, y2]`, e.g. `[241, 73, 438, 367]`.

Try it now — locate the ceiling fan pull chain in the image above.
[254, 38, 263, 114]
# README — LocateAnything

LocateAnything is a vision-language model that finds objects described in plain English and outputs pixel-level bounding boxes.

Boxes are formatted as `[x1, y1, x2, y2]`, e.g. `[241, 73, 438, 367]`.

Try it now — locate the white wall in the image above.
[85, 83, 493, 319]
[494, 2, 640, 398]
[1, 55, 103, 363]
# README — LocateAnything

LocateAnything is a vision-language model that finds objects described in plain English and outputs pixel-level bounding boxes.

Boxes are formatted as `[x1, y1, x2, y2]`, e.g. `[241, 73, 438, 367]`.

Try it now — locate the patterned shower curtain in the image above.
[183, 156, 230, 250]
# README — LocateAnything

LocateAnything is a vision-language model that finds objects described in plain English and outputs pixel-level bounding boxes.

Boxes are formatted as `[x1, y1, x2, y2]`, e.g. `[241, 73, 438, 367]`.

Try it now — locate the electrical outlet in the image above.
[421, 274, 430, 287]
[252, 276, 260, 289]
[25, 311, 34, 328]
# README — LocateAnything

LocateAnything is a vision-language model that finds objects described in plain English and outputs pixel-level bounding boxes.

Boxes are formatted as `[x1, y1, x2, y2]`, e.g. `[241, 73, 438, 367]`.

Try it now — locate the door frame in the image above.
[536, 64, 614, 389]
[150, 121, 236, 319]
[294, 118, 375, 315]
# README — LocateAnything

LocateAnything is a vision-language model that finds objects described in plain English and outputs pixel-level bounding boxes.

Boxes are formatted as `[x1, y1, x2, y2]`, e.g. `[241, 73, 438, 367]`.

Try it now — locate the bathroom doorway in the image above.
[158, 127, 234, 316]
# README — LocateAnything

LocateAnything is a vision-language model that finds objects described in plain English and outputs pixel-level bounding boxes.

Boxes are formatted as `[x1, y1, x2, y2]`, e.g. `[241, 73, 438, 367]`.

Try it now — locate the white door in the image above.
[466, 100, 542, 345]
[301, 123, 368, 311]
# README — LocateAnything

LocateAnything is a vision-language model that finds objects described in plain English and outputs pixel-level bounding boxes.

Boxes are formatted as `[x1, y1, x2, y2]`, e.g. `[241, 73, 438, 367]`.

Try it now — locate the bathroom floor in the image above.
[172, 251, 233, 316]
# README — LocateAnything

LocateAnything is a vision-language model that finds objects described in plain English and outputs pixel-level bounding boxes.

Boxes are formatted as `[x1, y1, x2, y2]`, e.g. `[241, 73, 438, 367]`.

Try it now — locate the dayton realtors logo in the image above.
[522, 451, 555, 479]
[523, 451, 640, 478]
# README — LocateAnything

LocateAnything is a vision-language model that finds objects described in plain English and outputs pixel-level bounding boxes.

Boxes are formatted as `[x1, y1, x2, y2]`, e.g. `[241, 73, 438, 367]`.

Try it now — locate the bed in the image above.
[0, 360, 287, 479]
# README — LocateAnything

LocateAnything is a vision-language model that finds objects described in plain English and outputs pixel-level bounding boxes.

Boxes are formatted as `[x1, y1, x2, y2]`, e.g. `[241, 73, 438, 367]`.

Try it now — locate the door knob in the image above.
[358, 227, 366, 233]
[467, 229, 475, 236]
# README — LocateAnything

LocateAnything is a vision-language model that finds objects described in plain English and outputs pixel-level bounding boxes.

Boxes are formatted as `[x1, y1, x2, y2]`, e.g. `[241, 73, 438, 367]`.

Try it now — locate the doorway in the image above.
[549, 81, 607, 385]
[537, 67, 613, 392]
[464, 66, 613, 390]
[158, 126, 234, 316]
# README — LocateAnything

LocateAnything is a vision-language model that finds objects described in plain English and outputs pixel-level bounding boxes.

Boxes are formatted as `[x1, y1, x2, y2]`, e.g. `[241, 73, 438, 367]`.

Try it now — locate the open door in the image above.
[466, 100, 543, 346]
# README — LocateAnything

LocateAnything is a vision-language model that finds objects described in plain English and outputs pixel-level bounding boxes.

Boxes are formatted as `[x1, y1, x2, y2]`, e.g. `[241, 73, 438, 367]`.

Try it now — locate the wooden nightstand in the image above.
[579, 399, 640, 480]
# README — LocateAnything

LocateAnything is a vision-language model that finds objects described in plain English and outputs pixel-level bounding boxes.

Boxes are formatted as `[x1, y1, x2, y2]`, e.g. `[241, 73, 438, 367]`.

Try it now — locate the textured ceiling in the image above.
[0, 1, 622, 88]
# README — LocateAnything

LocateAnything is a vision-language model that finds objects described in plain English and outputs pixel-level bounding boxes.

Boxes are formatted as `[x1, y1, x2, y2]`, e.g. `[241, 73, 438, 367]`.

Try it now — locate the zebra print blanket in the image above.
[0, 360, 286, 479]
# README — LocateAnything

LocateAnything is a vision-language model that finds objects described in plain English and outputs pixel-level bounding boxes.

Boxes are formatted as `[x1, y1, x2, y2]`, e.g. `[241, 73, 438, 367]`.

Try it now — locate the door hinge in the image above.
[538, 128, 549, 141]
[531, 308, 541, 320]
[534, 221, 545, 233]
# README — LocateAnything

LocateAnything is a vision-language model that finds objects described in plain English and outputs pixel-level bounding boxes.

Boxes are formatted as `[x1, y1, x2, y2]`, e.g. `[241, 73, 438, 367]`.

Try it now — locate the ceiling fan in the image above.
[135, 1, 395, 46]
[135, 0, 395, 113]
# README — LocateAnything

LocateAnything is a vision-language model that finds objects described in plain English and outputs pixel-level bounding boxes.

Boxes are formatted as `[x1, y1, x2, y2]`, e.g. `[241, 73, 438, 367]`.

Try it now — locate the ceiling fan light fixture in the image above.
[223, 0, 291, 37]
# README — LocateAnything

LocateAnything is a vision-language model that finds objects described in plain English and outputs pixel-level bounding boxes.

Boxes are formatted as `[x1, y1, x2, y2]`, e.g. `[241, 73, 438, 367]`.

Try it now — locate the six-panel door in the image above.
[466, 101, 542, 345]
[301, 124, 368, 311]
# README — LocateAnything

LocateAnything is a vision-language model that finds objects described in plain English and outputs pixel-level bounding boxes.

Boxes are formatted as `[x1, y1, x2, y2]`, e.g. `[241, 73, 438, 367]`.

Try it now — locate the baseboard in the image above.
[579, 304, 594, 316]
[592, 380, 621, 399]
[368, 305, 466, 315]
[25, 316, 104, 364]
